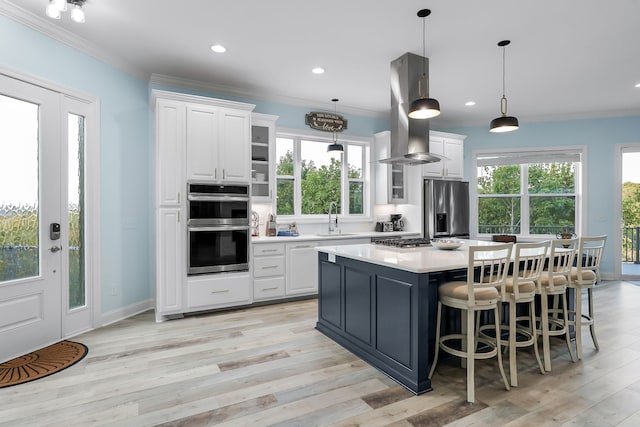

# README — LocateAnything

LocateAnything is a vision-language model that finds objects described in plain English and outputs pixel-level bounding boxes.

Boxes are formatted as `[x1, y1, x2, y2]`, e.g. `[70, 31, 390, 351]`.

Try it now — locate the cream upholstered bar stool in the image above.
[496, 241, 547, 387]
[568, 235, 607, 359]
[537, 238, 578, 372]
[429, 243, 512, 403]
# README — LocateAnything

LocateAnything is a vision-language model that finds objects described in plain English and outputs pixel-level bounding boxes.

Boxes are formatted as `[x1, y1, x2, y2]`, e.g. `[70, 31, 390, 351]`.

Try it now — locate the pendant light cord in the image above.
[422, 15, 426, 76]
[500, 43, 508, 116]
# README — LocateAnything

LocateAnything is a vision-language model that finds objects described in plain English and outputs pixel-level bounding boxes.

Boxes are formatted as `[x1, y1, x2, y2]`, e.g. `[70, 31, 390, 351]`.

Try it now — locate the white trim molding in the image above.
[150, 74, 388, 120]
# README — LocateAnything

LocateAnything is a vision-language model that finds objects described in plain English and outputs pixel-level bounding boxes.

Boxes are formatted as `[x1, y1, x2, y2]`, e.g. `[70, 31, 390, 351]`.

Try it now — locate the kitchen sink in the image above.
[315, 232, 356, 237]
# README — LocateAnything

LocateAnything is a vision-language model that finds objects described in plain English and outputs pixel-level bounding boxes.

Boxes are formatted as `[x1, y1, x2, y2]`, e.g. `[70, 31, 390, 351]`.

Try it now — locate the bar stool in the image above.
[496, 241, 547, 387]
[568, 235, 607, 359]
[429, 243, 512, 403]
[537, 238, 578, 372]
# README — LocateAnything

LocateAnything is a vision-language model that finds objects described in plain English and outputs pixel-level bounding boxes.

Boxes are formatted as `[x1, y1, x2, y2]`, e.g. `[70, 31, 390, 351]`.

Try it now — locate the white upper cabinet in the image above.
[374, 131, 407, 204]
[186, 105, 218, 181]
[422, 131, 466, 179]
[156, 99, 184, 206]
[219, 108, 251, 182]
[186, 105, 251, 183]
[250, 113, 278, 203]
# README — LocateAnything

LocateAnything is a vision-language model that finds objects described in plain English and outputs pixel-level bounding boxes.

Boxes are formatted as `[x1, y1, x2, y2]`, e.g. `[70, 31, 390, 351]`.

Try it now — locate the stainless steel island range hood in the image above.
[378, 52, 444, 165]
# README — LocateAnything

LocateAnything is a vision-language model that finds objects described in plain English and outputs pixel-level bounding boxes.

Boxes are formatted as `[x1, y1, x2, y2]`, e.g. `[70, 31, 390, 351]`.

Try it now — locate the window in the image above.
[475, 149, 582, 237]
[275, 130, 369, 218]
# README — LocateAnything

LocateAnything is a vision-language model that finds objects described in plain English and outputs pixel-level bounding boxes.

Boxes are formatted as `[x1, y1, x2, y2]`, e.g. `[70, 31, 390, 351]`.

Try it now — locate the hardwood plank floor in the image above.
[2, 281, 640, 426]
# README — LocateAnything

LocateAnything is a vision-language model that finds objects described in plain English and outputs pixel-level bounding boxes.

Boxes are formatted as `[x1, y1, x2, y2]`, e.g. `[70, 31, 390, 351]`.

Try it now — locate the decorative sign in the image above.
[305, 112, 348, 132]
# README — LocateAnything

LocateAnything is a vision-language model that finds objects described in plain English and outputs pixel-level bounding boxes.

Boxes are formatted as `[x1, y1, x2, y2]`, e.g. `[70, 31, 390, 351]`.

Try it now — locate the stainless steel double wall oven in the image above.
[187, 182, 250, 275]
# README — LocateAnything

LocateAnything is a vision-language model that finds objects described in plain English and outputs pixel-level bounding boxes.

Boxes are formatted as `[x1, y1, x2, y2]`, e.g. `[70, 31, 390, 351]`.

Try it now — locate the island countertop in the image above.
[316, 239, 501, 274]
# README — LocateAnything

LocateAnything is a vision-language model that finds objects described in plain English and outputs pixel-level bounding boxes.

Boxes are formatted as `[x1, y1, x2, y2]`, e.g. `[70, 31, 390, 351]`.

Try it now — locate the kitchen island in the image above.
[315, 240, 500, 394]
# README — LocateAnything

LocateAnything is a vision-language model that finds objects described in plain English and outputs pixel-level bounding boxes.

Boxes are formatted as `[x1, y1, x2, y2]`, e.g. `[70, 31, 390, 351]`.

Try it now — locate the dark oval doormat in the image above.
[0, 340, 88, 388]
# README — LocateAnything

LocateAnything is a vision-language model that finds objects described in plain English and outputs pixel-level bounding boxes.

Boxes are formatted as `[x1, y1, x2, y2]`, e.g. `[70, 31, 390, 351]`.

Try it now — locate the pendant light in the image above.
[490, 40, 519, 132]
[408, 9, 440, 120]
[327, 98, 344, 152]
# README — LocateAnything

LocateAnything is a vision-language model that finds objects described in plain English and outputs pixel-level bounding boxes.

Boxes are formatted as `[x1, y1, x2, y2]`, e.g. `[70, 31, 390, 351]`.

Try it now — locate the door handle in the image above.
[50, 245, 62, 253]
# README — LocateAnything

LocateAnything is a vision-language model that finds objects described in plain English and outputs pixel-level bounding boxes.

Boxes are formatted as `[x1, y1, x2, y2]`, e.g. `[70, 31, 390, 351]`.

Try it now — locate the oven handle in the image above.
[188, 225, 250, 232]
[188, 194, 249, 202]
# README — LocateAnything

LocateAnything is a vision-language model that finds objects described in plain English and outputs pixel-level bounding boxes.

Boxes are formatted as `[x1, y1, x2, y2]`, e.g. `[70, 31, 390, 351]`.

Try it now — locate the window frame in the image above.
[471, 146, 587, 239]
[275, 127, 371, 222]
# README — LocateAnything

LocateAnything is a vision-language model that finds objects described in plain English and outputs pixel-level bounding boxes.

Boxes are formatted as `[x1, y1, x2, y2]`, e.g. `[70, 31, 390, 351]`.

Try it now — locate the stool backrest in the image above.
[468, 243, 513, 305]
[510, 241, 549, 299]
[545, 238, 578, 292]
[577, 235, 607, 282]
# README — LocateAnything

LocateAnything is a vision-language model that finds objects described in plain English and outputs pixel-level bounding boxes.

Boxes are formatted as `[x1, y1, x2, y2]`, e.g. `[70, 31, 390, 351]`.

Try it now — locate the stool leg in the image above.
[429, 302, 443, 379]
[588, 287, 599, 351]
[541, 292, 552, 372]
[562, 292, 577, 363]
[531, 299, 545, 375]
[466, 307, 475, 403]
[551, 294, 560, 331]
[509, 300, 518, 387]
[574, 286, 583, 360]
[495, 305, 510, 392]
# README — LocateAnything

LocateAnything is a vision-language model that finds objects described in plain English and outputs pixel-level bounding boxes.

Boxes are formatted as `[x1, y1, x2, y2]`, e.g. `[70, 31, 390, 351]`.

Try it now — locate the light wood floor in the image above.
[2, 281, 640, 426]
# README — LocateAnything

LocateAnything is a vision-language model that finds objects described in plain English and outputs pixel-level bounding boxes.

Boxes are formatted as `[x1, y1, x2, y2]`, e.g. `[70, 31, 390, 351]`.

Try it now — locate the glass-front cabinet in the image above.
[251, 113, 278, 203]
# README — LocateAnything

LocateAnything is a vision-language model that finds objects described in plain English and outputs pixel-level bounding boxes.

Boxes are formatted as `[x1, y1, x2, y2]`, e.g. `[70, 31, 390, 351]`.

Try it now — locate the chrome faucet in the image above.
[328, 201, 338, 234]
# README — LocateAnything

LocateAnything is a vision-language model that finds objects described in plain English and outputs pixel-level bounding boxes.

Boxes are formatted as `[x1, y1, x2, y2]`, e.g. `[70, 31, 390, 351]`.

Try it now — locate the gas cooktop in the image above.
[373, 238, 432, 248]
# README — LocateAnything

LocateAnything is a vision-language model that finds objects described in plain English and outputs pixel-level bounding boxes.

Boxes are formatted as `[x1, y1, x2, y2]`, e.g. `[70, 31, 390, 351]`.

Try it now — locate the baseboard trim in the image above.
[99, 299, 155, 328]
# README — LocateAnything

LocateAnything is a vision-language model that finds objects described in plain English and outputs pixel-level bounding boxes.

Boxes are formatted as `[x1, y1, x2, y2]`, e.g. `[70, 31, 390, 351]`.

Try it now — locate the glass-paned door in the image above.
[0, 74, 62, 363]
[621, 149, 640, 278]
[0, 95, 39, 282]
[68, 113, 85, 309]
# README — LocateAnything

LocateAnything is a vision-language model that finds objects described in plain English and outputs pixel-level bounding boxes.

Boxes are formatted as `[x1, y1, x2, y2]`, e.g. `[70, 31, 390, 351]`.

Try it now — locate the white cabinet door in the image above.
[286, 242, 319, 295]
[422, 136, 445, 177]
[219, 109, 251, 182]
[186, 104, 219, 181]
[251, 113, 278, 203]
[422, 133, 465, 178]
[374, 130, 407, 204]
[156, 208, 183, 316]
[443, 138, 463, 178]
[156, 99, 184, 206]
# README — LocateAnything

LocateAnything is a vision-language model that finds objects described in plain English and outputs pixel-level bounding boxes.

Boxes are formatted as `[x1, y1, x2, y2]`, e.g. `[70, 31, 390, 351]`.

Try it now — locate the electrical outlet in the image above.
[110, 285, 117, 296]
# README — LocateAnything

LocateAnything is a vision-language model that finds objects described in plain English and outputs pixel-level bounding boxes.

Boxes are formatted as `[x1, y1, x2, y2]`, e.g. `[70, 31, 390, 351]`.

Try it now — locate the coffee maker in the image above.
[390, 214, 405, 231]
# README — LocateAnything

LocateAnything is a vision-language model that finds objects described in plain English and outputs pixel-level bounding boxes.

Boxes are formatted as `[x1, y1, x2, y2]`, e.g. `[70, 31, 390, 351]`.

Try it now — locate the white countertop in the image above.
[252, 231, 420, 244]
[315, 239, 503, 273]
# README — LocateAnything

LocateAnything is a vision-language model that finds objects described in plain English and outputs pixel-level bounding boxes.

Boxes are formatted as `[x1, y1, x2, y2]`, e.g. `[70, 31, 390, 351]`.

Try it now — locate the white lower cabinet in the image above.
[286, 242, 319, 295]
[253, 243, 286, 300]
[187, 273, 252, 309]
[253, 238, 370, 302]
[156, 208, 184, 320]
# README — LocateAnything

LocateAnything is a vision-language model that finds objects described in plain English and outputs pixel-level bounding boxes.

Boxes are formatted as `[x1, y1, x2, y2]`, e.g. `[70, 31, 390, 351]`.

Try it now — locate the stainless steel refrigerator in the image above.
[423, 179, 470, 239]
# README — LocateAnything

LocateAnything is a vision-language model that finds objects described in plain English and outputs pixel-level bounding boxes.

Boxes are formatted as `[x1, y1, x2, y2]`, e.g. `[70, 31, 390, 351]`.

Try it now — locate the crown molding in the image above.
[149, 73, 389, 120]
[0, 0, 149, 81]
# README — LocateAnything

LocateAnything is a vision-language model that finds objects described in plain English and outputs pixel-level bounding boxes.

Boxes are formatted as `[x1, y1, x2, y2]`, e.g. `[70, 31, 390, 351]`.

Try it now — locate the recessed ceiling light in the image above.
[210, 44, 226, 53]
[465, 101, 476, 106]
[312, 67, 325, 74]
[635, 82, 640, 88]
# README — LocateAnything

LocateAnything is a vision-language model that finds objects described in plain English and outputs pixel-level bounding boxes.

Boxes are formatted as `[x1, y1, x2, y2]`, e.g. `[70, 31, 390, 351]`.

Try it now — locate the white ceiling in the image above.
[6, 0, 640, 128]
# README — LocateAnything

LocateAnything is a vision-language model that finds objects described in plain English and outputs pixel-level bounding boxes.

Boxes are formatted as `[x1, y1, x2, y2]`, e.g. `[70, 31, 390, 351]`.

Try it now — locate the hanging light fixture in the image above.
[327, 98, 344, 152]
[490, 40, 519, 132]
[408, 9, 440, 120]
[45, 0, 86, 23]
